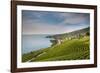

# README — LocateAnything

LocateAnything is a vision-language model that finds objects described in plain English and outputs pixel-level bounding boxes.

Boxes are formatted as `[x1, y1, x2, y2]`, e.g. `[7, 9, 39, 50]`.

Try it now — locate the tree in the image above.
[86, 32, 90, 36]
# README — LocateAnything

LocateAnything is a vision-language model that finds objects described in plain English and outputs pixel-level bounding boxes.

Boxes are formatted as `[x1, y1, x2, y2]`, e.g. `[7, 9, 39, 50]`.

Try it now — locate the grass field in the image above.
[22, 36, 90, 62]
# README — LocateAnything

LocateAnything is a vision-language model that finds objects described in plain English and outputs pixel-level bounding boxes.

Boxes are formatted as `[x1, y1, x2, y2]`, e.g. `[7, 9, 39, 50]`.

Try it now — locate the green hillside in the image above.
[22, 36, 90, 62]
[47, 27, 90, 39]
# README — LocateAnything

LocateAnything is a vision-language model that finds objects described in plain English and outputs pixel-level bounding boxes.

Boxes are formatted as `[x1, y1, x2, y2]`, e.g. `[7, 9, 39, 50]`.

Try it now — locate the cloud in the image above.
[22, 19, 70, 34]
[58, 13, 89, 25]
[22, 10, 90, 35]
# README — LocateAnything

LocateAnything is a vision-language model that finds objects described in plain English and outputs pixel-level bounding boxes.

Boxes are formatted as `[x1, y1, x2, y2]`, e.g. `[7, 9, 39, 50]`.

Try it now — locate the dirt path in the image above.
[26, 52, 46, 62]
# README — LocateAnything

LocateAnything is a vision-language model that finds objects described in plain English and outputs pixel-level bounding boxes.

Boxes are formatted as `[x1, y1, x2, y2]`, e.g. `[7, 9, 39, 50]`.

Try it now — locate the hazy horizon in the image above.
[22, 27, 89, 36]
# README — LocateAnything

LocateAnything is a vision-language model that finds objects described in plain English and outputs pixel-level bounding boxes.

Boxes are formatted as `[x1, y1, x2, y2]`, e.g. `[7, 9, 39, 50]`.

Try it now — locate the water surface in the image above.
[22, 35, 53, 54]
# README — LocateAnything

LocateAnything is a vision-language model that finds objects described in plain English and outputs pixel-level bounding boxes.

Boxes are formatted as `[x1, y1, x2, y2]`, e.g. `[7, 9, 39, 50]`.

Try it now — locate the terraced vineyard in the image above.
[22, 36, 90, 62]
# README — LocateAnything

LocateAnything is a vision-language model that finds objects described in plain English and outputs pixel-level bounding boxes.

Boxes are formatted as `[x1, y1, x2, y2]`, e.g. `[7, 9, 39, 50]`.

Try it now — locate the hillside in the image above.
[22, 36, 90, 62]
[22, 27, 90, 62]
[47, 27, 89, 39]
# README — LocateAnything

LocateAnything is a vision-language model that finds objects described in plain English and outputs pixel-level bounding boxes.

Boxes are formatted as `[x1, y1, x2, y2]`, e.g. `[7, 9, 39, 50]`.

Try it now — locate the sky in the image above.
[22, 10, 90, 35]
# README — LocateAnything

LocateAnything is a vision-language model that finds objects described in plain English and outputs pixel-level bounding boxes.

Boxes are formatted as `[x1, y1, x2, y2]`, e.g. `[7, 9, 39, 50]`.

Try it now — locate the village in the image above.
[50, 32, 89, 45]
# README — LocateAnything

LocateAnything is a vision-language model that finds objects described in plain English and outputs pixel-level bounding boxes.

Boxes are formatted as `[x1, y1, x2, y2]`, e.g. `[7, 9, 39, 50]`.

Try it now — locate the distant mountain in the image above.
[47, 27, 90, 39]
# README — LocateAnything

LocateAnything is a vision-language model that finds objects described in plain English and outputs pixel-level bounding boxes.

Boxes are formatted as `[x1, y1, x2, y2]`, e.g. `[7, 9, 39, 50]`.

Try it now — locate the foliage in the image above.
[22, 36, 90, 62]
[86, 32, 90, 36]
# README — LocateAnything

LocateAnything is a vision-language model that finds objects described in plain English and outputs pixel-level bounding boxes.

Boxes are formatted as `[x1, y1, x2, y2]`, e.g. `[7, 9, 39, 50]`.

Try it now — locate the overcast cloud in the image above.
[22, 10, 90, 35]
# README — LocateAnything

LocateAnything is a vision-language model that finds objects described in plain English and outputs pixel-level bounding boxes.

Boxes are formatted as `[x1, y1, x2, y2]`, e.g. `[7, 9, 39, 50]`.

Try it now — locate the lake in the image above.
[22, 35, 53, 54]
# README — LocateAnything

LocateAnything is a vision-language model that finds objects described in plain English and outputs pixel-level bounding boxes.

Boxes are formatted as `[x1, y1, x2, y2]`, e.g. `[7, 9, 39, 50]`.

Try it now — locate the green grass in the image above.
[22, 36, 90, 62]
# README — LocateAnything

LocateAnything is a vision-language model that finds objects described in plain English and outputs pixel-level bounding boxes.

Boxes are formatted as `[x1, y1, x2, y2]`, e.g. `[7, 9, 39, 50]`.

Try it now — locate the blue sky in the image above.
[22, 10, 90, 35]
